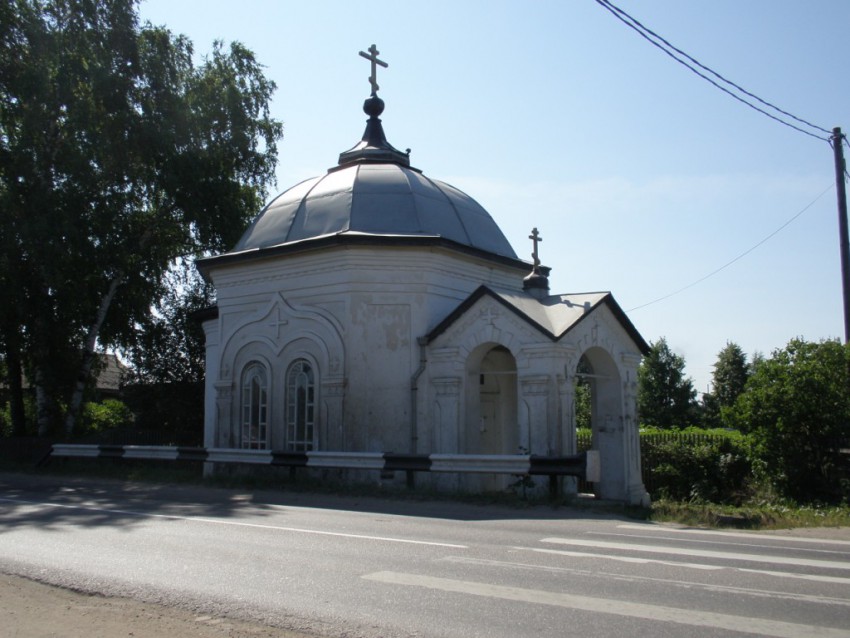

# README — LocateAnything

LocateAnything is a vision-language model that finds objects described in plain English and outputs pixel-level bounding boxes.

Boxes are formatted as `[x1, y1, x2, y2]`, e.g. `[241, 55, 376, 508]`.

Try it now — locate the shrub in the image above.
[78, 399, 134, 434]
[578, 427, 753, 504]
[0, 396, 38, 437]
[729, 338, 850, 503]
[640, 429, 753, 503]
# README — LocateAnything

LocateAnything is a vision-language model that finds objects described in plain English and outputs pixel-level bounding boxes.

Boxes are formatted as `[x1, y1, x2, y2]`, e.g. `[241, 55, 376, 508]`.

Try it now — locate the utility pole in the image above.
[833, 127, 850, 343]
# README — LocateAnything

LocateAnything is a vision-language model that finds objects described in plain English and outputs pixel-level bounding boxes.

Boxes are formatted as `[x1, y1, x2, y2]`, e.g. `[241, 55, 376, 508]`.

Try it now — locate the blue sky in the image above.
[138, 0, 849, 394]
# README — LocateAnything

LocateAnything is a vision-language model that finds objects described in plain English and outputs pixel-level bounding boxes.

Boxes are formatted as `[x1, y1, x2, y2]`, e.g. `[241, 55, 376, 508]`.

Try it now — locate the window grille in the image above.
[241, 364, 268, 449]
[286, 359, 316, 451]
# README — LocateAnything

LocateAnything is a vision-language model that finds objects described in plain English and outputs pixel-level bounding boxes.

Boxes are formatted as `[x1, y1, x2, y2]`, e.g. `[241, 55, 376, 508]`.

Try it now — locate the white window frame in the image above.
[240, 363, 268, 449]
[286, 359, 316, 451]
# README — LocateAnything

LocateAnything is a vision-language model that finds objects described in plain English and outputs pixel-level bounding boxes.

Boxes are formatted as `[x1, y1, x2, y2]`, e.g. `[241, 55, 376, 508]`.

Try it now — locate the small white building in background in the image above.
[197, 50, 650, 504]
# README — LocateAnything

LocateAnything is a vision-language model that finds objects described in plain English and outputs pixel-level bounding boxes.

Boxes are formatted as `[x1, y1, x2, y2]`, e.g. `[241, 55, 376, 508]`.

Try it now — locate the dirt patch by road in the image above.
[1, 572, 316, 638]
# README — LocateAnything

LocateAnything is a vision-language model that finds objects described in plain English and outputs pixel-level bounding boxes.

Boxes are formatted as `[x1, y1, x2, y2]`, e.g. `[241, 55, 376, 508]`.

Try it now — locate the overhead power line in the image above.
[595, 0, 831, 142]
[628, 184, 834, 312]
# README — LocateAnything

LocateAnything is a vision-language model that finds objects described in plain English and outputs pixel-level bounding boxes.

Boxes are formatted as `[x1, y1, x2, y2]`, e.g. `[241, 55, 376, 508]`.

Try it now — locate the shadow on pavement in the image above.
[0, 468, 641, 530]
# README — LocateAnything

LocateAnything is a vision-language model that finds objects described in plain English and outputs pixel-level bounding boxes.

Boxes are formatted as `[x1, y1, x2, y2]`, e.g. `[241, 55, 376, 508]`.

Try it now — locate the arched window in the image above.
[241, 363, 268, 449]
[286, 359, 316, 451]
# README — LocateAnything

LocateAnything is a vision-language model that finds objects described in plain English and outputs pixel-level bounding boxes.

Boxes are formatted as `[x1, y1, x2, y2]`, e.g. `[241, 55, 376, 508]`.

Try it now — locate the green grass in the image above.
[648, 498, 850, 530]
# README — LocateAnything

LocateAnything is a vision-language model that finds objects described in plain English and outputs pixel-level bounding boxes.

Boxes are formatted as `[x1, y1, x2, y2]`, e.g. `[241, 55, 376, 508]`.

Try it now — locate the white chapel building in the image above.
[197, 48, 650, 504]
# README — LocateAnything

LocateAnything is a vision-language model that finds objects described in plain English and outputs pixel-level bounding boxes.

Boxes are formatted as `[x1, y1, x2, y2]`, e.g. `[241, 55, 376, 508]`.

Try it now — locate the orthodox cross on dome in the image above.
[359, 44, 388, 96]
[529, 227, 542, 268]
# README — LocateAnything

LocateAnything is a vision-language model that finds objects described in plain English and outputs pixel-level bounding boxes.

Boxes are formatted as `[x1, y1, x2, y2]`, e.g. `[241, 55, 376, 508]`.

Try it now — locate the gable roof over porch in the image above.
[426, 285, 650, 355]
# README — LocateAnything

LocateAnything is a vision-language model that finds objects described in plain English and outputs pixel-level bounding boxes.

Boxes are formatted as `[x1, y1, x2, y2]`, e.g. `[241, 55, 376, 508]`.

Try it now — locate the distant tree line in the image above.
[637, 337, 850, 503]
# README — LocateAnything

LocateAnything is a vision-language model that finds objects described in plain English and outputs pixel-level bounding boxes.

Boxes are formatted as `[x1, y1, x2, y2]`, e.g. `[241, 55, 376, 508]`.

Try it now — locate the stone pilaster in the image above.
[432, 376, 462, 453]
[214, 381, 234, 448]
[621, 353, 649, 505]
[519, 375, 550, 454]
[322, 377, 346, 450]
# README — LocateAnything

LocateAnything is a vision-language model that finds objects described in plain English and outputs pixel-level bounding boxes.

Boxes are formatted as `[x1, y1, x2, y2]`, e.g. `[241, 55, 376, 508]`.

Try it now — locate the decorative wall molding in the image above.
[432, 376, 462, 397]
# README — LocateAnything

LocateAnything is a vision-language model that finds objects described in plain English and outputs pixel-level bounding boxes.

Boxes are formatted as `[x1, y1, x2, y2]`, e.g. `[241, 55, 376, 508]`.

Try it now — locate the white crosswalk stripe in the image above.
[515, 545, 850, 585]
[441, 555, 850, 605]
[540, 537, 850, 570]
[363, 571, 850, 638]
[409, 526, 849, 635]
[615, 524, 850, 546]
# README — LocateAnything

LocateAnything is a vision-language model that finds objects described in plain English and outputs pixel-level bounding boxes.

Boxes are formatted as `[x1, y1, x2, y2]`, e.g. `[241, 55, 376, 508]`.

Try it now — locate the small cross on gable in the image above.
[480, 307, 500, 326]
[529, 227, 542, 268]
[359, 44, 388, 96]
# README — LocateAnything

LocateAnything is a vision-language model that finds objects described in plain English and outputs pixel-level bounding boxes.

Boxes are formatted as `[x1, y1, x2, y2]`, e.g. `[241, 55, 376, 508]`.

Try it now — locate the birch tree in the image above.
[0, 0, 282, 436]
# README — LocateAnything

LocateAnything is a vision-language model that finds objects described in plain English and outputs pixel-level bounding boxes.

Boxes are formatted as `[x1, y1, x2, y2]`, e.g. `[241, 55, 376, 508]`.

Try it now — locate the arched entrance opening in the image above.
[575, 348, 625, 500]
[465, 344, 518, 491]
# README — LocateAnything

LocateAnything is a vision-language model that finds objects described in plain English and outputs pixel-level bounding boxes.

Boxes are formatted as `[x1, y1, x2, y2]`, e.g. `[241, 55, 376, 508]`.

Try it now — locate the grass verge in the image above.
[648, 498, 850, 530]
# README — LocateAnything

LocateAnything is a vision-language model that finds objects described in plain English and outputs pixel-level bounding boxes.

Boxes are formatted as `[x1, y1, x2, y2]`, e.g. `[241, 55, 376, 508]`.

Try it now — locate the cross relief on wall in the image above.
[268, 307, 289, 340]
[479, 307, 501, 326]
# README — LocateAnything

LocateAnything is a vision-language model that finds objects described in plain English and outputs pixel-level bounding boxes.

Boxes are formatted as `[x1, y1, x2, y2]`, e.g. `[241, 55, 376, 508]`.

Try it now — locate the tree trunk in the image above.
[1, 255, 28, 436]
[64, 226, 154, 437]
[4, 336, 27, 436]
[63, 273, 124, 437]
[35, 367, 54, 438]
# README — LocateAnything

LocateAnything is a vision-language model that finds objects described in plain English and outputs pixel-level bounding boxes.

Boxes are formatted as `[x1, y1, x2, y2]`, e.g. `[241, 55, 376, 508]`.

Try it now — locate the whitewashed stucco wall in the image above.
[200, 243, 648, 504]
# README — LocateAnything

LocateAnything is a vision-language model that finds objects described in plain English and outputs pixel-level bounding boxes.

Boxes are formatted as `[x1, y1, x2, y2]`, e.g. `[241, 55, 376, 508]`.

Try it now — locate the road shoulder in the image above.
[0, 572, 315, 638]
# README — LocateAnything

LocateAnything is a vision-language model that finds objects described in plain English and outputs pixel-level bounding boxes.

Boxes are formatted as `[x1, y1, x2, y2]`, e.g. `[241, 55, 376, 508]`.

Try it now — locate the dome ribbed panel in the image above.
[233, 177, 321, 251]
[231, 163, 517, 260]
[405, 170, 470, 244]
[285, 169, 353, 241]
[351, 164, 421, 234]
[432, 180, 515, 257]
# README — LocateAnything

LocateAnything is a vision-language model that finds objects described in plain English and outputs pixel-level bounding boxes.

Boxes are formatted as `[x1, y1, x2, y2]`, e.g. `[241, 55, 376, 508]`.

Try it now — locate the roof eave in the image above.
[196, 234, 530, 276]
[426, 286, 558, 343]
[426, 287, 649, 356]
[552, 293, 650, 355]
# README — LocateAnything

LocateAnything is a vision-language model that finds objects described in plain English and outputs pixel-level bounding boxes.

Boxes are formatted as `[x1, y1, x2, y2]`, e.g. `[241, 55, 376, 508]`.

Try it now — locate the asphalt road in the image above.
[1, 472, 849, 637]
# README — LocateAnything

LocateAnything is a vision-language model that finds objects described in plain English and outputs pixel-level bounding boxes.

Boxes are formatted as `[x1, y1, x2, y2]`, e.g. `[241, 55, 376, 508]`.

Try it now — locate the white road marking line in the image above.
[439, 548, 850, 607]
[617, 524, 850, 547]
[522, 546, 724, 570]
[591, 531, 848, 555]
[541, 537, 850, 570]
[520, 547, 850, 585]
[0, 497, 467, 549]
[737, 568, 850, 586]
[362, 571, 850, 638]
